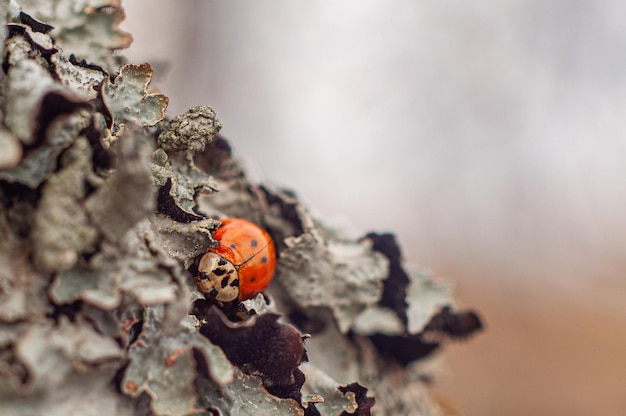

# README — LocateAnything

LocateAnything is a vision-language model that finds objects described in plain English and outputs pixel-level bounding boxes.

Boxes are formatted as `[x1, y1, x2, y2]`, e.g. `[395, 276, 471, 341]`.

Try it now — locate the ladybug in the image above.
[196, 218, 276, 302]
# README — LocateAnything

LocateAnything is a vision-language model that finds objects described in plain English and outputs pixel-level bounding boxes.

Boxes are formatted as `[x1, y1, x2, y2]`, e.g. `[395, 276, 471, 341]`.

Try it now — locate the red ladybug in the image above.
[196, 218, 276, 302]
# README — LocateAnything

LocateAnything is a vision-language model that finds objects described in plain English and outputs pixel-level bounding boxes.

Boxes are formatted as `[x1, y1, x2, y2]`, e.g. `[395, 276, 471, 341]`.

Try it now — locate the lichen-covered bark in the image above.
[0, 2, 482, 416]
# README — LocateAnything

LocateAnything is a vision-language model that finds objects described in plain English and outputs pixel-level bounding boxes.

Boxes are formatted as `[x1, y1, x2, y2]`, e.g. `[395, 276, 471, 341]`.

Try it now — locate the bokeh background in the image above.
[122, 2, 626, 415]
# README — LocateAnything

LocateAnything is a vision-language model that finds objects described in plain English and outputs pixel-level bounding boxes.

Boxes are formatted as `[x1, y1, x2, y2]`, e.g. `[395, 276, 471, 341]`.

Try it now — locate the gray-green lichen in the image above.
[84, 129, 155, 244]
[0, 2, 481, 415]
[151, 106, 222, 215]
[195, 369, 305, 416]
[4, 58, 65, 145]
[15, 0, 132, 71]
[301, 364, 359, 416]
[0, 200, 51, 323]
[103, 63, 169, 129]
[0, 127, 22, 169]
[405, 266, 456, 334]
[122, 307, 234, 416]
[32, 136, 100, 272]
[0, 107, 92, 188]
[0, 3, 227, 414]
[0, 20, 103, 188]
[151, 151, 219, 215]
[278, 230, 389, 333]
[158, 105, 221, 153]
[1, 318, 130, 415]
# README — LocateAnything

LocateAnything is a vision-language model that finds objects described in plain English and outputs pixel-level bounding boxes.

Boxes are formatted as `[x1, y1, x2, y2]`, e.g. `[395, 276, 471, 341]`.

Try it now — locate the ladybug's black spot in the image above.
[209, 288, 218, 297]
[221, 277, 230, 288]
[213, 268, 226, 276]
[199, 272, 209, 280]
[226, 269, 234, 275]
[230, 278, 239, 287]
[261, 256, 268, 264]
[250, 276, 257, 283]
[218, 257, 228, 266]
[229, 243, 237, 249]
[250, 239, 258, 248]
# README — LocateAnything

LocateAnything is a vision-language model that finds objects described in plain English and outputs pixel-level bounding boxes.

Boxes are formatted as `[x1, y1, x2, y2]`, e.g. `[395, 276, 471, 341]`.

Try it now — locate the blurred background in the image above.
[122, 2, 626, 415]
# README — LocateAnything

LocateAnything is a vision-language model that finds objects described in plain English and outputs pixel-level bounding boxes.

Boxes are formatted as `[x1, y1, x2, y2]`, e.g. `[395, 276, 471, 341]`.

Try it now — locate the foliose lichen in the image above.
[0, 2, 482, 416]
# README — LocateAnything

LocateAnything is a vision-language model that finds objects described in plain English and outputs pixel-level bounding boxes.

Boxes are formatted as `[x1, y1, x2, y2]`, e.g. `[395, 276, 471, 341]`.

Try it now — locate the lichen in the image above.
[196, 368, 305, 416]
[0, 3, 482, 416]
[0, 127, 22, 169]
[278, 230, 389, 333]
[14, 0, 132, 71]
[0, 201, 50, 323]
[301, 364, 360, 416]
[158, 105, 221, 153]
[122, 307, 234, 416]
[103, 63, 168, 128]
[32, 136, 99, 272]
[152, 106, 222, 216]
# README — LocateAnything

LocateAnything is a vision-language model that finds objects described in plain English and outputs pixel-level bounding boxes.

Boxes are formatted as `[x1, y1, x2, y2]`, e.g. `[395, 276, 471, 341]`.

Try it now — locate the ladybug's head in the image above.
[196, 252, 240, 302]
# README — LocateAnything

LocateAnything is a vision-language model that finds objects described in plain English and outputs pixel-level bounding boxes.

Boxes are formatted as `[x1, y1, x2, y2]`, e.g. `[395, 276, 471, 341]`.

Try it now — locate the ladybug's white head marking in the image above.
[196, 252, 240, 302]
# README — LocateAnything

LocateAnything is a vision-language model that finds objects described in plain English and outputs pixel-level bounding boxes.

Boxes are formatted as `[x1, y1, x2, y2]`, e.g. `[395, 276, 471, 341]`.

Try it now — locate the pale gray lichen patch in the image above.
[49, 266, 109, 306]
[278, 231, 388, 333]
[102, 63, 168, 128]
[157, 106, 221, 153]
[0, 127, 22, 169]
[48, 212, 193, 313]
[85, 129, 155, 244]
[49, 226, 184, 311]
[31, 137, 99, 272]
[196, 367, 305, 416]
[3, 27, 50, 66]
[0, 3, 6, 53]
[0, 203, 51, 323]
[52, 52, 107, 100]
[289, 310, 360, 386]
[0, 24, 108, 185]
[300, 364, 357, 416]
[365, 362, 442, 416]
[151, 151, 220, 215]
[2, 318, 133, 416]
[196, 182, 263, 221]
[1, 370, 138, 416]
[239, 293, 277, 316]
[17, 0, 132, 71]
[3, 58, 76, 145]
[15, 319, 124, 394]
[121, 307, 234, 416]
[148, 215, 219, 267]
[0, 109, 92, 188]
[351, 306, 405, 336]
[132, 222, 195, 332]
[405, 266, 455, 335]
[150, 106, 223, 215]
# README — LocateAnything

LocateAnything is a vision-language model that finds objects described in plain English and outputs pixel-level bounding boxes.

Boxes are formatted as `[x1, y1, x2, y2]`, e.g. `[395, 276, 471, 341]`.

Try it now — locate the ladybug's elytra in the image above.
[196, 218, 276, 302]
